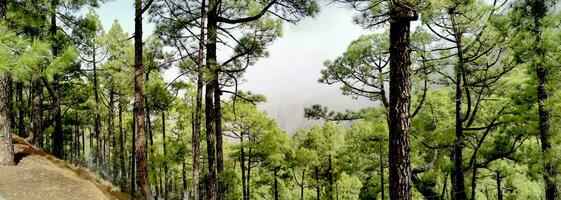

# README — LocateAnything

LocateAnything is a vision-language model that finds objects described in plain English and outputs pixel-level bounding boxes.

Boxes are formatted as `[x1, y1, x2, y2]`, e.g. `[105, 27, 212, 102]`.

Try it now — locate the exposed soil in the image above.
[0, 137, 130, 200]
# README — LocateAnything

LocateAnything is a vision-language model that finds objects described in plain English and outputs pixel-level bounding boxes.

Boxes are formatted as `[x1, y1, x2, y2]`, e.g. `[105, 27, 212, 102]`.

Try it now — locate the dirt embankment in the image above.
[0, 136, 130, 200]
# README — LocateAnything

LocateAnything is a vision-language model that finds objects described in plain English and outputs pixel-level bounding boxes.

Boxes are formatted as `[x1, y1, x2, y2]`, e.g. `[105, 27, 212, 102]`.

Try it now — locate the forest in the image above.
[0, 0, 560, 199]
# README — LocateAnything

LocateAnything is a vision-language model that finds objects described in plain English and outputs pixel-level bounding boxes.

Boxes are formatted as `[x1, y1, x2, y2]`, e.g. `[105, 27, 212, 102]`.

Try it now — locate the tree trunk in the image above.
[452, 33, 468, 200]
[183, 159, 189, 200]
[29, 77, 43, 147]
[131, 112, 137, 197]
[247, 146, 252, 199]
[328, 155, 333, 200]
[206, 0, 218, 198]
[214, 77, 223, 200]
[82, 125, 85, 163]
[315, 166, 320, 200]
[109, 89, 117, 183]
[16, 82, 24, 138]
[163, 111, 170, 200]
[119, 99, 126, 190]
[531, 0, 556, 199]
[240, 134, 247, 200]
[0, 3, 13, 165]
[380, 144, 385, 200]
[0, 73, 14, 166]
[75, 113, 80, 164]
[193, 1, 205, 199]
[93, 43, 101, 165]
[388, 7, 414, 200]
[471, 167, 478, 200]
[50, 0, 64, 159]
[300, 168, 305, 200]
[146, 94, 158, 198]
[274, 168, 279, 200]
[496, 171, 503, 200]
[135, 0, 150, 198]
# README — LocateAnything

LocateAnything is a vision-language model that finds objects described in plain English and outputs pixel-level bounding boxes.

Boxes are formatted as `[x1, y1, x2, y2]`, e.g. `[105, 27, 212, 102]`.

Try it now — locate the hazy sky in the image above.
[94, 1, 374, 131]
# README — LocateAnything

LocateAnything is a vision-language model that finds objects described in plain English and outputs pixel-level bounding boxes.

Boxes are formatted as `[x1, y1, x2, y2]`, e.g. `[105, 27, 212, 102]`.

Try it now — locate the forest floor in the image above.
[0, 136, 129, 200]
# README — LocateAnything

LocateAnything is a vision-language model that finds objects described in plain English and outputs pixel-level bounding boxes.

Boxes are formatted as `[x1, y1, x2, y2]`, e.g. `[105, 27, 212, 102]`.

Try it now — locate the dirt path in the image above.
[0, 137, 129, 200]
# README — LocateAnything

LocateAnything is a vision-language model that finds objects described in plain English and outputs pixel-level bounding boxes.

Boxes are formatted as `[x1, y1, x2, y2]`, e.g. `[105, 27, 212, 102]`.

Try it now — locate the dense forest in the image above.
[0, 0, 560, 199]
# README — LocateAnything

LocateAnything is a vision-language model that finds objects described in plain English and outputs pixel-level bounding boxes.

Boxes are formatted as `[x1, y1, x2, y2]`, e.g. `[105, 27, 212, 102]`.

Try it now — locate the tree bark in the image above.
[183, 159, 189, 200]
[240, 134, 247, 200]
[315, 166, 320, 200]
[192, 1, 205, 198]
[205, 0, 219, 198]
[119, 99, 126, 190]
[0, 74, 14, 166]
[163, 111, 170, 200]
[452, 54, 467, 200]
[388, 7, 414, 200]
[131, 111, 137, 197]
[496, 171, 503, 200]
[16, 82, 24, 138]
[50, 0, 64, 159]
[531, 0, 556, 199]
[300, 168, 305, 200]
[214, 78, 223, 200]
[109, 89, 117, 183]
[0, 0, 14, 166]
[29, 77, 43, 147]
[134, 0, 150, 198]
[274, 168, 279, 200]
[379, 143, 385, 200]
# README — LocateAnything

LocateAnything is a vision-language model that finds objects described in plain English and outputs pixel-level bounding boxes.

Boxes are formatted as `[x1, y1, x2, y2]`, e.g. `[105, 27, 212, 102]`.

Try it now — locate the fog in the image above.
[96, 2, 373, 133]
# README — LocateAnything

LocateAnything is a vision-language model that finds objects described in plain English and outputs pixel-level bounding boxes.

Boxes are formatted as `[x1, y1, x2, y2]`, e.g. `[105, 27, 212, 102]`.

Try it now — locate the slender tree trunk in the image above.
[380, 144, 385, 200]
[496, 171, 503, 200]
[328, 155, 334, 200]
[119, 99, 126, 190]
[530, 0, 556, 199]
[214, 76, 223, 200]
[163, 111, 170, 200]
[193, 1, 206, 198]
[471, 167, 477, 200]
[183, 159, 189, 200]
[388, 7, 414, 200]
[240, 135, 247, 200]
[16, 82, 24, 138]
[247, 146, 252, 199]
[146, 95, 158, 198]
[50, 0, 64, 159]
[75, 113, 80, 164]
[300, 168, 305, 200]
[29, 78, 42, 147]
[274, 168, 279, 200]
[135, 0, 150, 198]
[206, 0, 218, 198]
[131, 113, 137, 196]
[159, 168, 163, 199]
[315, 166, 320, 200]
[109, 89, 117, 183]
[81, 127, 85, 161]
[93, 45, 101, 165]
[452, 38, 467, 200]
